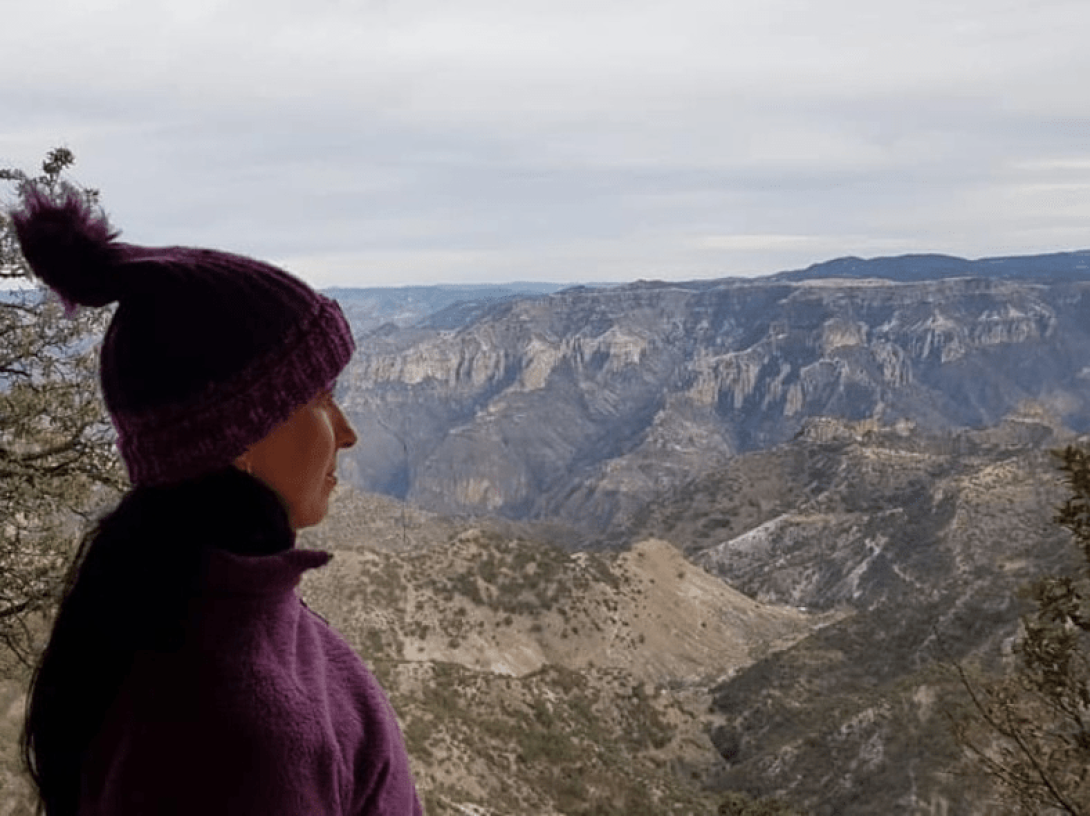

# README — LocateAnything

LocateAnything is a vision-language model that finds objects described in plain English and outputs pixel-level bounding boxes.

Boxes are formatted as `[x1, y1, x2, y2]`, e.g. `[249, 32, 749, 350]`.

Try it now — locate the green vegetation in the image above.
[0, 149, 129, 675]
[717, 791, 804, 816]
[426, 532, 621, 621]
[376, 660, 727, 815]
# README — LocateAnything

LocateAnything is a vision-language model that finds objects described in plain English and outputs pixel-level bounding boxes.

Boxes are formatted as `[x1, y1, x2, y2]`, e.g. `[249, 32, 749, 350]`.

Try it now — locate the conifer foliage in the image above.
[952, 444, 1090, 814]
[0, 149, 128, 676]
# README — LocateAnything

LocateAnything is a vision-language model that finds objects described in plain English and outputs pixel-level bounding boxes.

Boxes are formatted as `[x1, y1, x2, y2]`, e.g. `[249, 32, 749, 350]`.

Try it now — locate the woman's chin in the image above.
[290, 492, 331, 531]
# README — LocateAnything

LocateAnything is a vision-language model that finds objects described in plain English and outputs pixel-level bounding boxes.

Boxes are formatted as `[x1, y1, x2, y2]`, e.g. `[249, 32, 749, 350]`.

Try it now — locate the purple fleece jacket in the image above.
[78, 543, 423, 815]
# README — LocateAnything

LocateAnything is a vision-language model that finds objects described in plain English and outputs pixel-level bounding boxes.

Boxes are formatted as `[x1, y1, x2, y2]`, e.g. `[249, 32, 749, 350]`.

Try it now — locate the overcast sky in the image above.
[2, 0, 1089, 290]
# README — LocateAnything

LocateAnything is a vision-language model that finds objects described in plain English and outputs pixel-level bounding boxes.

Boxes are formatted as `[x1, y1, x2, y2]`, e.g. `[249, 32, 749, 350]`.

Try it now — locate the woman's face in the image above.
[233, 384, 358, 530]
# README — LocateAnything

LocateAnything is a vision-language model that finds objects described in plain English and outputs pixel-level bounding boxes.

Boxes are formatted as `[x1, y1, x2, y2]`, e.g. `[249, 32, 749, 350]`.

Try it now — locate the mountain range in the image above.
[332, 250, 1090, 538]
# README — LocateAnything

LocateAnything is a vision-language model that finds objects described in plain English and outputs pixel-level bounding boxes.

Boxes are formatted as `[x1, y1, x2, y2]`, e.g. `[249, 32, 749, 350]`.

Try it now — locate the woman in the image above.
[11, 184, 423, 815]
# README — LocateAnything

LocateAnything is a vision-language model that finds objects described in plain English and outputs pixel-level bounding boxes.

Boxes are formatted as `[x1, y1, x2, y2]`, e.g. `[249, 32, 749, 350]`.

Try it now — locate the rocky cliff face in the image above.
[338, 268, 1090, 532]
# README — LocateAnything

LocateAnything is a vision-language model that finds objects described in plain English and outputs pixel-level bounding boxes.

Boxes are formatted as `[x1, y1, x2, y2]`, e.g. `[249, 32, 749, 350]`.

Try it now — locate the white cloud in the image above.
[2, 0, 1090, 287]
[696, 234, 826, 251]
[1008, 157, 1090, 173]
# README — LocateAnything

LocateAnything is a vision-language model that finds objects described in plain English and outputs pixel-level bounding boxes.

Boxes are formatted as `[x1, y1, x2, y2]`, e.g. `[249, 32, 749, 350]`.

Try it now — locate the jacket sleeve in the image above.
[345, 674, 425, 816]
[306, 608, 423, 816]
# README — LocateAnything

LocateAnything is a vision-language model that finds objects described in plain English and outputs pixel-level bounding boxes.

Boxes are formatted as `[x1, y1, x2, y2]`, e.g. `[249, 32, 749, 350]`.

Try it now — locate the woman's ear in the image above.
[233, 453, 253, 475]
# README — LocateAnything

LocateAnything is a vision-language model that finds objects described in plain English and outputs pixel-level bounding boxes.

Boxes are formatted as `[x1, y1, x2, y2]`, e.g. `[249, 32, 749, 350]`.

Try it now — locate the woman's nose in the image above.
[336, 406, 358, 449]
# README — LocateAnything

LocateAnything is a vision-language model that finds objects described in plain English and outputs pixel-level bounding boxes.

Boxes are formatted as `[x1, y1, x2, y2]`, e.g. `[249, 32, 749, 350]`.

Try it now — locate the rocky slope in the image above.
[297, 514, 834, 685]
[335, 256, 1090, 533]
[287, 486, 840, 814]
[625, 415, 1081, 814]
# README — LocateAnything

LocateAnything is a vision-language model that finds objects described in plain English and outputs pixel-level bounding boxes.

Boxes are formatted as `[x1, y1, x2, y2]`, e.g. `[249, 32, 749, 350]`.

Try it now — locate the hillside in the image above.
[297, 505, 837, 684]
[625, 417, 1080, 814]
[287, 485, 840, 814]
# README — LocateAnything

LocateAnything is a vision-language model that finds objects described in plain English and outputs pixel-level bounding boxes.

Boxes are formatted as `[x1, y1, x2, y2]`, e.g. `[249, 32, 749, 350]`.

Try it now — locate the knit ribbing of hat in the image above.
[112, 296, 354, 487]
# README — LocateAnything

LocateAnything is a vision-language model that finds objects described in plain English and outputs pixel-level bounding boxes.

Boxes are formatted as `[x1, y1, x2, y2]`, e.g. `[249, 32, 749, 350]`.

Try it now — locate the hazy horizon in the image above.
[5, 245, 1090, 295]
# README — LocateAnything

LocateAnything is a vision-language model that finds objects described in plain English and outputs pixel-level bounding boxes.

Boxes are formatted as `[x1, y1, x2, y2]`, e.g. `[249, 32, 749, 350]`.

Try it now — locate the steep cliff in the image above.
[338, 266, 1090, 531]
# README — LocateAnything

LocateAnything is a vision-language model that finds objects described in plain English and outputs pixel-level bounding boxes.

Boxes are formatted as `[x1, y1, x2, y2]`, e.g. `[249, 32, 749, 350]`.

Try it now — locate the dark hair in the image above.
[19, 465, 288, 815]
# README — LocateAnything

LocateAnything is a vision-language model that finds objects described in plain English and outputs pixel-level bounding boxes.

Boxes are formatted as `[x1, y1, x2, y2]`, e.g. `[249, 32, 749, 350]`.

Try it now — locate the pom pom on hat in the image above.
[5, 181, 356, 487]
[10, 183, 124, 318]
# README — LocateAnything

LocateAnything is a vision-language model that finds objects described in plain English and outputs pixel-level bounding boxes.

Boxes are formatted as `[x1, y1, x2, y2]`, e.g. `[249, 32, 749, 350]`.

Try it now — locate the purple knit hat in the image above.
[9, 184, 355, 487]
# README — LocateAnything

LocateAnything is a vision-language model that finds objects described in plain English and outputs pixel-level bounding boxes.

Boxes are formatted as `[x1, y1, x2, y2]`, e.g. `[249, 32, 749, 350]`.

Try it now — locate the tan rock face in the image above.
[339, 275, 1089, 533]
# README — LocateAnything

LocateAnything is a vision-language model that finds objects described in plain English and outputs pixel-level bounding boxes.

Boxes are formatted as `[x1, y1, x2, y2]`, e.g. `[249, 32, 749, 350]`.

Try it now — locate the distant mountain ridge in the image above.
[0, 282, 570, 336]
[773, 249, 1090, 283]
[317, 283, 567, 333]
[7, 247, 1090, 310]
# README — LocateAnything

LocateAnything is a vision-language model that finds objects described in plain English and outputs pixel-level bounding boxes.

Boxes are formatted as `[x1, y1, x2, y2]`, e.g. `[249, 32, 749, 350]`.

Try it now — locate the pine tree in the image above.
[0, 148, 128, 676]
[952, 444, 1090, 813]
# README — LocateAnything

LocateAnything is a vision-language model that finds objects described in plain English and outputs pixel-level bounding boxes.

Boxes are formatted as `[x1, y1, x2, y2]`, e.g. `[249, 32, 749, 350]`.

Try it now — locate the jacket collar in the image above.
[148, 464, 296, 555]
[201, 547, 333, 597]
[147, 466, 333, 596]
